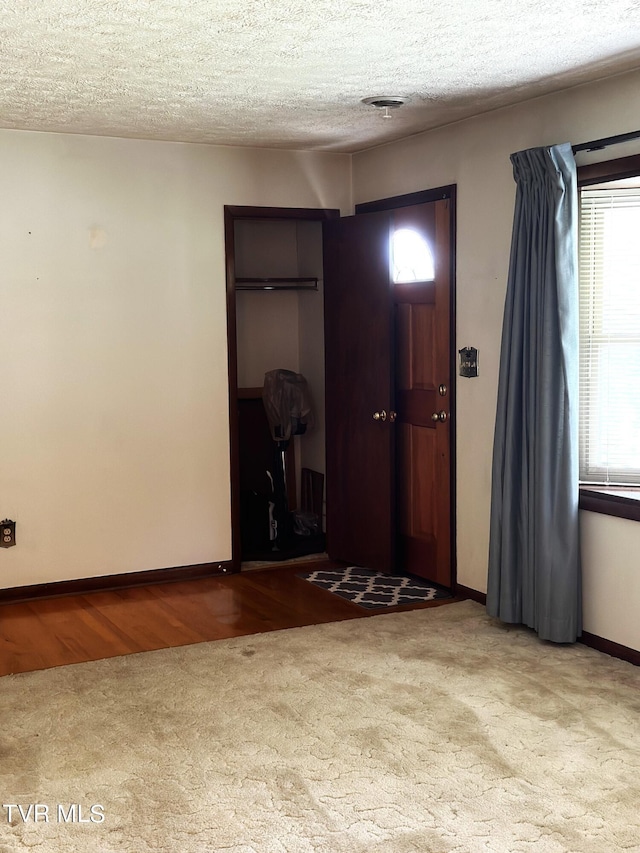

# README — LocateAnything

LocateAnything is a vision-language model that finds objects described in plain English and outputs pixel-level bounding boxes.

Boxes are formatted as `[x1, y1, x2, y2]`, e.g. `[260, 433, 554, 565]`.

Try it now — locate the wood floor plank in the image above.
[0, 562, 459, 676]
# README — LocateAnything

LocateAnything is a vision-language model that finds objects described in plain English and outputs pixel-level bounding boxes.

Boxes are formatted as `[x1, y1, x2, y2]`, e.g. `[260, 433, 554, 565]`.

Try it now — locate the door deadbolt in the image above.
[438, 384, 448, 396]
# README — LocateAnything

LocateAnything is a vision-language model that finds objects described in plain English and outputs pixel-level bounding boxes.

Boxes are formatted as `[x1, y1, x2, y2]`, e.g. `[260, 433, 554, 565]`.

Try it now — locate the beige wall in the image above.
[297, 221, 327, 496]
[353, 68, 640, 651]
[236, 291, 301, 388]
[0, 129, 350, 587]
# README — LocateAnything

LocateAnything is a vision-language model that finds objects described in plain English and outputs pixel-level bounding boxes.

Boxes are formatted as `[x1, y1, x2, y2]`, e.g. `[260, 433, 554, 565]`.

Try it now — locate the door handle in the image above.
[373, 410, 387, 422]
[431, 410, 448, 422]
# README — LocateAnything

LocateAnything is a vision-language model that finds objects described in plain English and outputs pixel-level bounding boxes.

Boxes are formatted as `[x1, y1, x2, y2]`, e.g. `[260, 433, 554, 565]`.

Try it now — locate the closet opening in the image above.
[225, 206, 340, 569]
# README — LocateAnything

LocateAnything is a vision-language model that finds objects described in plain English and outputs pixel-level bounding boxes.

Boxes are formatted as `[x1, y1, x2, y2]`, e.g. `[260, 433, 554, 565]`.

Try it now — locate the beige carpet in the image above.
[1, 601, 639, 852]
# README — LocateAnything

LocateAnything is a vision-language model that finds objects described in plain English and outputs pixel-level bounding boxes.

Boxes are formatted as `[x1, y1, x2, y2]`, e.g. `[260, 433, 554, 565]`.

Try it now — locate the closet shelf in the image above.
[235, 277, 318, 291]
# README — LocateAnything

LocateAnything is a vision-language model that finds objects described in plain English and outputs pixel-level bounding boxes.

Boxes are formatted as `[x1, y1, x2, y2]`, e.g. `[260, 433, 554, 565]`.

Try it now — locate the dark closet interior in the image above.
[231, 213, 328, 562]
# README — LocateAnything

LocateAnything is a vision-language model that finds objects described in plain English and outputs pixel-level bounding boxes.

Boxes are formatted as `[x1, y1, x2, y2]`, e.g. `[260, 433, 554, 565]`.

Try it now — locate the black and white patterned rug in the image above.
[298, 566, 452, 609]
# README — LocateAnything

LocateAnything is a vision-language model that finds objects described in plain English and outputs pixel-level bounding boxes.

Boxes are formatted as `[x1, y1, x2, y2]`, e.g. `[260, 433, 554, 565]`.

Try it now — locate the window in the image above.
[578, 154, 640, 520]
[391, 228, 434, 283]
[579, 181, 640, 483]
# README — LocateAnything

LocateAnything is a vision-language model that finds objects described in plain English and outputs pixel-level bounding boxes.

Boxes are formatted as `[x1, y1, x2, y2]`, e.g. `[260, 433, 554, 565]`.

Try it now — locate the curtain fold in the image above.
[487, 143, 582, 643]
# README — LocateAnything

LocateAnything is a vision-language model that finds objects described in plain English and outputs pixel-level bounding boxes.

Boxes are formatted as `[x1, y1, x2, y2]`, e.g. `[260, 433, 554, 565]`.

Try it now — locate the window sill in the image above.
[579, 486, 640, 522]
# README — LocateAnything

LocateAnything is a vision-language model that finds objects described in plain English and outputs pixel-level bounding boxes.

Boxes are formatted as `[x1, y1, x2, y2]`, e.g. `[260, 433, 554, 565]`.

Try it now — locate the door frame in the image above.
[356, 185, 457, 588]
[224, 205, 340, 571]
[224, 191, 456, 582]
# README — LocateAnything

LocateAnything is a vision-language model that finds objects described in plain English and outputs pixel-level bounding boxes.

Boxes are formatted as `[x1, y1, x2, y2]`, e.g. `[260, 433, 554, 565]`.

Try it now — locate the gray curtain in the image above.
[487, 143, 581, 643]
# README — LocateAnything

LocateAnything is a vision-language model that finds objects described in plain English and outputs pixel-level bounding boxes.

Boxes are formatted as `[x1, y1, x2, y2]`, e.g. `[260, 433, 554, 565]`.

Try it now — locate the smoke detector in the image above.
[361, 96, 409, 118]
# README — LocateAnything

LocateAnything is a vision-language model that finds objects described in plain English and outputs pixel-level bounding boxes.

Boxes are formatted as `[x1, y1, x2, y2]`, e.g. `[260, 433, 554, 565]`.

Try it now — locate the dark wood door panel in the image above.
[396, 389, 437, 428]
[393, 280, 436, 305]
[324, 212, 395, 571]
[392, 199, 452, 586]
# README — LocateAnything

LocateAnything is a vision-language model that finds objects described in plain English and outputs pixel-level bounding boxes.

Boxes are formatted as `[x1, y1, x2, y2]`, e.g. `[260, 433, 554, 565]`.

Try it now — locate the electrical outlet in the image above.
[1, 519, 16, 548]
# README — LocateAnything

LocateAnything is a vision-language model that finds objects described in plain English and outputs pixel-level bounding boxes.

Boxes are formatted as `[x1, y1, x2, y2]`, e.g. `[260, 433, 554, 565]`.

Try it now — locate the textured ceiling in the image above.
[1, 0, 640, 153]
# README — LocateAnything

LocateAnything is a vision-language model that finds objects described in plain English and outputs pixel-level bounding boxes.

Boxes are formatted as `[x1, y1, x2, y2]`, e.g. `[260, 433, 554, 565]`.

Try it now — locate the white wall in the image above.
[0, 129, 351, 587]
[296, 222, 327, 493]
[353, 67, 640, 651]
[581, 511, 640, 652]
[236, 291, 301, 388]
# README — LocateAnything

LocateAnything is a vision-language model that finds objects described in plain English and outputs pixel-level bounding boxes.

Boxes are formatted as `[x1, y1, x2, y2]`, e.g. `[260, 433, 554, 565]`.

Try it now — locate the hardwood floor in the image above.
[0, 561, 459, 676]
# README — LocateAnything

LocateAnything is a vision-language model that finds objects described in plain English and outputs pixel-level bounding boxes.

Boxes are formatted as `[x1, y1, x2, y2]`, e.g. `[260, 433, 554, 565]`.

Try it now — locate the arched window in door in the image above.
[391, 228, 435, 283]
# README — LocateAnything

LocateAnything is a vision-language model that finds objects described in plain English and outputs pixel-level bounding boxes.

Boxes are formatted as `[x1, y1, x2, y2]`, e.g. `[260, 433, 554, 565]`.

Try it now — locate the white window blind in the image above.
[579, 186, 640, 484]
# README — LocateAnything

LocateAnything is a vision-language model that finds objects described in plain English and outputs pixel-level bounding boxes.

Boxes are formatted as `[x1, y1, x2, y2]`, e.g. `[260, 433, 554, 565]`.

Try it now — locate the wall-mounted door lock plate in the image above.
[459, 346, 478, 378]
[1, 519, 16, 548]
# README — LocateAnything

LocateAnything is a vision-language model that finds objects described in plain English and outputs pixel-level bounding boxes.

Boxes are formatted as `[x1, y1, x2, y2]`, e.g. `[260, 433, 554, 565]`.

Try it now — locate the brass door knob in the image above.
[373, 410, 387, 422]
[431, 410, 448, 422]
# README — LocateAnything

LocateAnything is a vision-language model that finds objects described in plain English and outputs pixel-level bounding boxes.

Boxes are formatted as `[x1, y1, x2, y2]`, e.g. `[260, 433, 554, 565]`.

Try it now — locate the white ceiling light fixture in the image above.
[361, 96, 409, 119]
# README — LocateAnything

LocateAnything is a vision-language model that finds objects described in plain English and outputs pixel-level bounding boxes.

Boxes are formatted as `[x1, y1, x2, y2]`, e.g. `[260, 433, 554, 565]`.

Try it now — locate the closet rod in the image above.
[572, 129, 640, 154]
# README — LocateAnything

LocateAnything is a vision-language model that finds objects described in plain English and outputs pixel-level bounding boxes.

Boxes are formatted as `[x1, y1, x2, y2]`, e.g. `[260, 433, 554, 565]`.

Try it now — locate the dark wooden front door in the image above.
[394, 200, 452, 586]
[324, 197, 453, 586]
